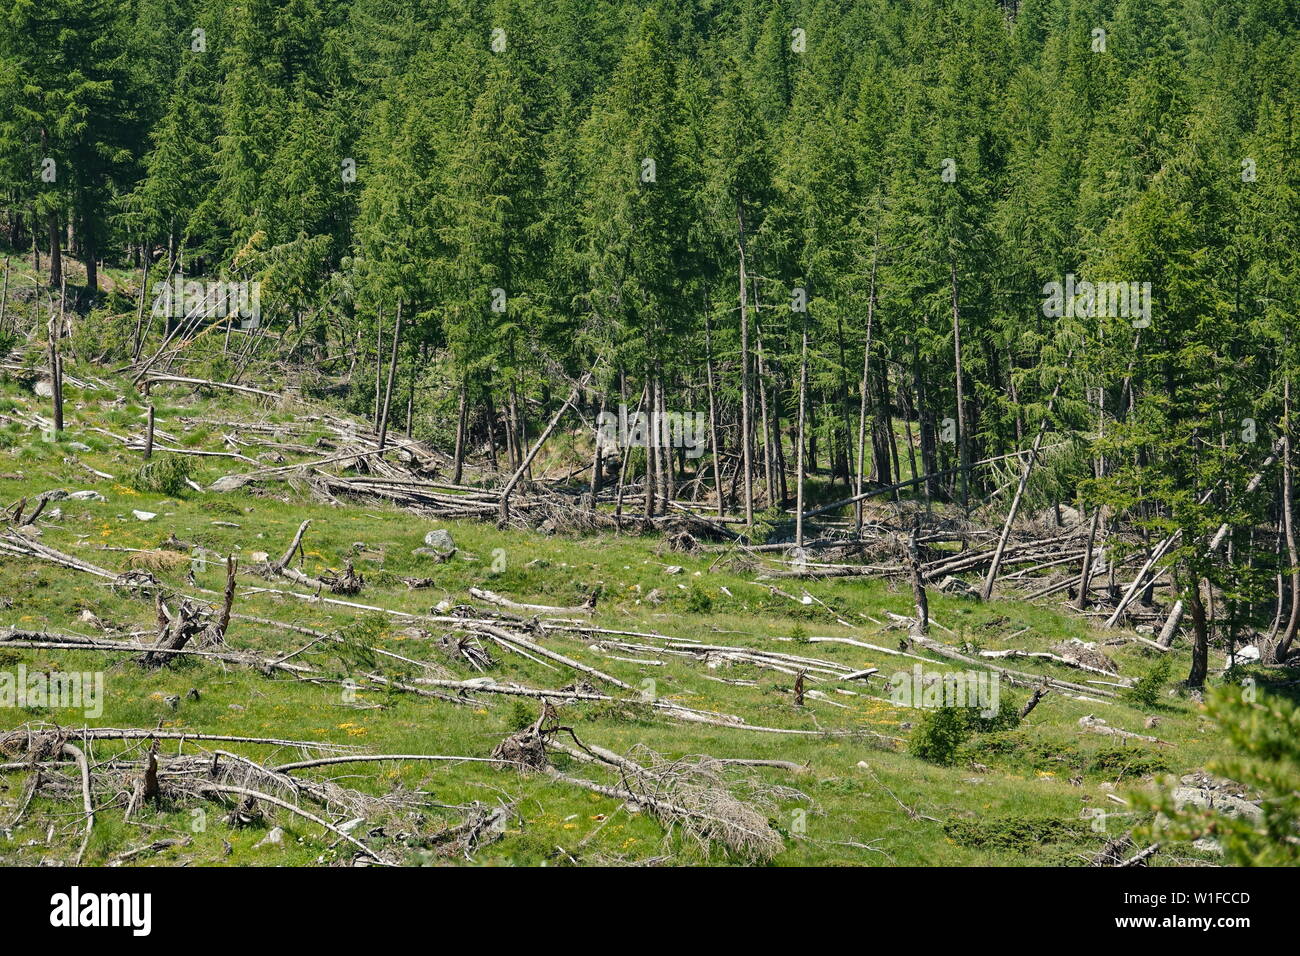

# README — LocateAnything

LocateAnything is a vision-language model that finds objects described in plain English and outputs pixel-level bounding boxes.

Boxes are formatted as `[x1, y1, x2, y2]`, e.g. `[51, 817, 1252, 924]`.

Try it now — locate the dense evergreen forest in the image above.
[4, 0, 1300, 680]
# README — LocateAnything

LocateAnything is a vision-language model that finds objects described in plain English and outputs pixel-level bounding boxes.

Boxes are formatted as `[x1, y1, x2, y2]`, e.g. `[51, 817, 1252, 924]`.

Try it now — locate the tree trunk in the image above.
[794, 313, 809, 548]
[757, 326, 775, 505]
[643, 374, 657, 519]
[46, 210, 62, 290]
[854, 248, 877, 532]
[0, 257, 9, 334]
[372, 309, 384, 429]
[738, 212, 754, 527]
[452, 380, 468, 484]
[47, 300, 64, 433]
[499, 372, 592, 526]
[376, 302, 402, 454]
[908, 518, 929, 636]
[703, 313, 724, 516]
[980, 366, 1067, 600]
[1077, 507, 1101, 610]
[590, 392, 606, 499]
[657, 374, 673, 504]
[1272, 379, 1299, 662]
[951, 261, 969, 508]
[143, 404, 155, 460]
[83, 234, 97, 298]
[1185, 570, 1209, 688]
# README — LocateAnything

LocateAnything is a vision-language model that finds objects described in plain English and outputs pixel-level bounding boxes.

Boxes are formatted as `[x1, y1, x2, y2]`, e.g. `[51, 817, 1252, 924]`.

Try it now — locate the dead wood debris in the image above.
[490, 703, 807, 864]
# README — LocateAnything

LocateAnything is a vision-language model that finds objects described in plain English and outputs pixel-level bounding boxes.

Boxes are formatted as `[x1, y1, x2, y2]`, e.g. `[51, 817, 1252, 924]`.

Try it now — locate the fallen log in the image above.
[468, 586, 593, 617]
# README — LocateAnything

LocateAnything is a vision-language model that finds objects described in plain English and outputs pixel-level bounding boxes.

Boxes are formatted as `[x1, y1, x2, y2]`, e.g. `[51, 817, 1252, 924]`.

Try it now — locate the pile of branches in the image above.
[491, 703, 807, 864]
[0, 725, 456, 866]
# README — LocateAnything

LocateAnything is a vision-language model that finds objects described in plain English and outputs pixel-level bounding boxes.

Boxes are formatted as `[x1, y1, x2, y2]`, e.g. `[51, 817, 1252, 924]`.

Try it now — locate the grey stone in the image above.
[423, 529, 456, 552]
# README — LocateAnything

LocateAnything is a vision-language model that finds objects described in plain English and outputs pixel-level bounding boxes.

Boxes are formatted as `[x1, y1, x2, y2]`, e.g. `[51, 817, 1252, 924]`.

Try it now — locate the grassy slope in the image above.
[0, 357, 1241, 867]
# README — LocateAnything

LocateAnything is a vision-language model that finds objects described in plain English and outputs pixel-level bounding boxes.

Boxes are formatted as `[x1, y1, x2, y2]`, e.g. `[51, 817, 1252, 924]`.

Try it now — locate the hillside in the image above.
[0, 355, 1273, 868]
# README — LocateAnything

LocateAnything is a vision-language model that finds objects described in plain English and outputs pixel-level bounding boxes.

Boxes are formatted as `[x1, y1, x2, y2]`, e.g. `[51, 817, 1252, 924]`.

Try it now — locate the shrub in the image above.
[506, 699, 534, 732]
[684, 582, 713, 613]
[131, 455, 193, 496]
[1125, 655, 1172, 708]
[909, 706, 972, 765]
[968, 694, 1022, 733]
[910, 698, 1022, 765]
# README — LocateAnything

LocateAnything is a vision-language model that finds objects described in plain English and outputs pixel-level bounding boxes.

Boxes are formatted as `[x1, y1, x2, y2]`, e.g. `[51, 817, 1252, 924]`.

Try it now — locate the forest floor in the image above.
[0, 354, 1283, 867]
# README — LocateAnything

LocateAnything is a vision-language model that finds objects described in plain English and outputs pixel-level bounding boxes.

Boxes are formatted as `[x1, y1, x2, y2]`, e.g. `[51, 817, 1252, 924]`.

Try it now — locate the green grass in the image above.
[0, 355, 1272, 867]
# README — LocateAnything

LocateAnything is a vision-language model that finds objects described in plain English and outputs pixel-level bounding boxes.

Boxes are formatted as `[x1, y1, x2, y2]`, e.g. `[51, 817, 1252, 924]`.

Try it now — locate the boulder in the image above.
[938, 576, 979, 598]
[1172, 787, 1262, 820]
[423, 529, 456, 552]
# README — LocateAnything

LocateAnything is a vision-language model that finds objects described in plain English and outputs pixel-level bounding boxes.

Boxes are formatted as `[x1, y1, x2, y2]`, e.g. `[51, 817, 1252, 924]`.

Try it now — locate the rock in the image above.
[1031, 504, 1083, 526]
[78, 609, 105, 630]
[132, 510, 157, 521]
[1172, 787, 1262, 820]
[423, 529, 456, 552]
[411, 547, 456, 562]
[67, 490, 105, 501]
[209, 474, 250, 493]
[38, 488, 70, 501]
[938, 576, 979, 598]
[254, 827, 285, 848]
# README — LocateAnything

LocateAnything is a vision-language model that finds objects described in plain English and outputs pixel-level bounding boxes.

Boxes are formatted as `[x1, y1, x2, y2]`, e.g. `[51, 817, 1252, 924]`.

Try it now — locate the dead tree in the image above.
[143, 404, 155, 460]
[498, 370, 592, 526]
[376, 300, 402, 454]
[980, 364, 1067, 600]
[140, 596, 207, 668]
[907, 518, 929, 637]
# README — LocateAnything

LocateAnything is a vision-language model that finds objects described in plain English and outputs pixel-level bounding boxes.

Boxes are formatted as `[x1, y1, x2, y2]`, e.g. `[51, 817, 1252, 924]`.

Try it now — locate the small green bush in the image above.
[130, 455, 193, 496]
[909, 706, 972, 765]
[1125, 655, 1172, 708]
[506, 699, 534, 732]
[910, 698, 1022, 765]
[684, 583, 713, 613]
